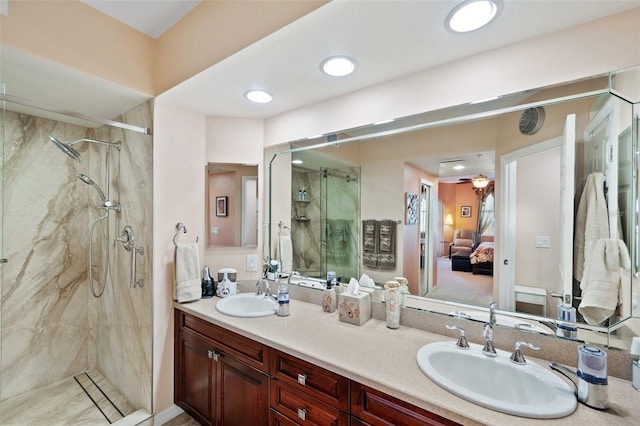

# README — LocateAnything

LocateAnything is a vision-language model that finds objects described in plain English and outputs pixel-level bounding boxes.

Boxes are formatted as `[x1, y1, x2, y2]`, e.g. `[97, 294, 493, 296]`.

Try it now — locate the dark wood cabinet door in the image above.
[351, 382, 459, 426]
[271, 379, 349, 426]
[218, 353, 270, 426]
[175, 331, 216, 426]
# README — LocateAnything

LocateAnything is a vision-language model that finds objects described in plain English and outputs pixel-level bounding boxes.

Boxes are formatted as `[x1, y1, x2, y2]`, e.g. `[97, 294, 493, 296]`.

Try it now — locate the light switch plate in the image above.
[246, 255, 258, 272]
[536, 236, 551, 248]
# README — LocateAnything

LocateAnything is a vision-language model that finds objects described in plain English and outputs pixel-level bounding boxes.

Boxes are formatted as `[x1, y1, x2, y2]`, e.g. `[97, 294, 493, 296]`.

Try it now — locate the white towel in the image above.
[578, 238, 630, 325]
[574, 173, 609, 282]
[278, 230, 293, 274]
[174, 243, 201, 303]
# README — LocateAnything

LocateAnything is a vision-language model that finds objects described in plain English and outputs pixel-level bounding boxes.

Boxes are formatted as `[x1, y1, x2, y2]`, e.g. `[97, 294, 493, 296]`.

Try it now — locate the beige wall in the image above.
[0, 0, 156, 95]
[1, 0, 326, 96]
[153, 100, 206, 414]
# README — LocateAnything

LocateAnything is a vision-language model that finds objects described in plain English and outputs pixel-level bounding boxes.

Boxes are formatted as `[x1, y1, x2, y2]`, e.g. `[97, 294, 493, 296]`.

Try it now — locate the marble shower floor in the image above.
[0, 370, 136, 425]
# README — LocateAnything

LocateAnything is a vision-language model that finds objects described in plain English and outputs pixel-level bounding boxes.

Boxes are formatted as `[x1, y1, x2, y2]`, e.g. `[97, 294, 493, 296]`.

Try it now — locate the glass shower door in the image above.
[320, 167, 360, 282]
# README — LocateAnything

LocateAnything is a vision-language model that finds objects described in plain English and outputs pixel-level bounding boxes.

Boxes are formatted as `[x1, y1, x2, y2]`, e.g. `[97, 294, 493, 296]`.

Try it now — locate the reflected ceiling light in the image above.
[472, 174, 490, 188]
[291, 159, 303, 165]
[446, 0, 502, 33]
[321, 56, 357, 77]
[245, 90, 273, 103]
[439, 159, 465, 169]
[374, 118, 395, 125]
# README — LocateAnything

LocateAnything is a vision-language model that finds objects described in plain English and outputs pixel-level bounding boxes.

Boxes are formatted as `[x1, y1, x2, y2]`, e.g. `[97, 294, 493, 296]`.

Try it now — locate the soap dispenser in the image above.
[322, 271, 337, 313]
[201, 266, 215, 298]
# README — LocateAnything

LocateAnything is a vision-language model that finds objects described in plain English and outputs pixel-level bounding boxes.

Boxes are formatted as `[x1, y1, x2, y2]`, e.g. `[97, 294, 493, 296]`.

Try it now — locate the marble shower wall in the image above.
[88, 101, 153, 413]
[291, 167, 360, 280]
[1, 101, 153, 413]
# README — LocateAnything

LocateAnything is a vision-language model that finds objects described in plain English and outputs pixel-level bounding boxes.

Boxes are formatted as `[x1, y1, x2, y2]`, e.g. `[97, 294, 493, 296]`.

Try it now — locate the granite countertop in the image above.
[174, 295, 640, 425]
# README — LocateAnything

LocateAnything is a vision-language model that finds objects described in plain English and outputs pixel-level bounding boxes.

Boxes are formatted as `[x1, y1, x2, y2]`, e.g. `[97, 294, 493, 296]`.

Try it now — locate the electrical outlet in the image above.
[246, 255, 258, 272]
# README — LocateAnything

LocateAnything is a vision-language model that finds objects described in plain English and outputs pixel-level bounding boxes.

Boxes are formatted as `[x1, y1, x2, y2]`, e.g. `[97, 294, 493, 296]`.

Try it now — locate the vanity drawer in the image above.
[271, 379, 349, 426]
[351, 382, 459, 426]
[270, 350, 349, 411]
[177, 310, 269, 371]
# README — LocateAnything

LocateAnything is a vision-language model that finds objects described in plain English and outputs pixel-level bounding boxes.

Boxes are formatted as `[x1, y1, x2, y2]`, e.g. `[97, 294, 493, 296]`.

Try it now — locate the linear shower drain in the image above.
[74, 372, 126, 423]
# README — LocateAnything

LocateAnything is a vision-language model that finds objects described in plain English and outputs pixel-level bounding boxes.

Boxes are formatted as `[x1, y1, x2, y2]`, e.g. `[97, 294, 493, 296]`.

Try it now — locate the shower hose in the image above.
[88, 211, 110, 298]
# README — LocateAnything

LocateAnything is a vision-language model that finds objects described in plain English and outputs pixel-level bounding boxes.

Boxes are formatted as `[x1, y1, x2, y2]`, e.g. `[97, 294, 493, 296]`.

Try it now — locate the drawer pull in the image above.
[297, 408, 307, 421]
[297, 373, 307, 385]
[207, 350, 220, 361]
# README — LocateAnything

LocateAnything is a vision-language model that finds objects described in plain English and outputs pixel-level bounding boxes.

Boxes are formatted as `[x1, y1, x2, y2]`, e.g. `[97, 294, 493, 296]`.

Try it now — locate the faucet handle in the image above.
[446, 325, 469, 349]
[482, 323, 497, 357]
[510, 341, 540, 365]
[255, 281, 263, 296]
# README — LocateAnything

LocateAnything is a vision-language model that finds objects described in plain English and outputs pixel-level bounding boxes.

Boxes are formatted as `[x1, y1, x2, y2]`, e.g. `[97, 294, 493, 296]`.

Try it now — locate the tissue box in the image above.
[338, 292, 371, 326]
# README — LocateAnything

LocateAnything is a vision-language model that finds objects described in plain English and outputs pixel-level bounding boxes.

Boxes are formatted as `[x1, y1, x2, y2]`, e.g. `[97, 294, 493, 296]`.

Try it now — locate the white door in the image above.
[499, 114, 576, 311]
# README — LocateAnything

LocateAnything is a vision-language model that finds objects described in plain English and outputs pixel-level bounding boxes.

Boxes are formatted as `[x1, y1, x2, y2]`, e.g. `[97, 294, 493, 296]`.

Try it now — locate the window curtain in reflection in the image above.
[474, 182, 495, 237]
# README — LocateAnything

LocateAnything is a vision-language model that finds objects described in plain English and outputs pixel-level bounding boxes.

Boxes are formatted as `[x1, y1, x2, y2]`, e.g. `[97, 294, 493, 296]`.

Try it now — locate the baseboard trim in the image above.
[153, 404, 185, 425]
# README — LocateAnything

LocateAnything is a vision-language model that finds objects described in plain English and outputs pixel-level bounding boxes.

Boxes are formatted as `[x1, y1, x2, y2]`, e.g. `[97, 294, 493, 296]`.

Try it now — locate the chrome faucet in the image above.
[256, 279, 272, 298]
[482, 302, 497, 357]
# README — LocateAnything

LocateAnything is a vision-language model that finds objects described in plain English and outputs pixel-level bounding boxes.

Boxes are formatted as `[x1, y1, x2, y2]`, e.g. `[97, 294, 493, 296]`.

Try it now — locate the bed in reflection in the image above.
[470, 241, 494, 276]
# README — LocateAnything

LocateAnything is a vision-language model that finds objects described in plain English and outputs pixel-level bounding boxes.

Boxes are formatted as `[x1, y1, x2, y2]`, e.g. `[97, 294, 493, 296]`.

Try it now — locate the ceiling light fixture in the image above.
[245, 90, 273, 104]
[321, 56, 357, 77]
[472, 174, 490, 188]
[291, 159, 303, 165]
[446, 0, 502, 33]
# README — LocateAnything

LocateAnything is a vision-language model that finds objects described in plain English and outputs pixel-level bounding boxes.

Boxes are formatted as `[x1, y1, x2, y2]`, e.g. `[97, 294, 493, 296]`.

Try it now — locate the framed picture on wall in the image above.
[461, 205, 472, 218]
[216, 196, 228, 217]
[406, 192, 419, 225]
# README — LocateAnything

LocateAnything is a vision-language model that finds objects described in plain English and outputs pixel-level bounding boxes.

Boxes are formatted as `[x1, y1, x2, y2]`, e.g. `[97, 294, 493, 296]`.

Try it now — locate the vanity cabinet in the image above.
[175, 309, 459, 426]
[351, 382, 458, 426]
[270, 350, 350, 425]
[175, 310, 270, 426]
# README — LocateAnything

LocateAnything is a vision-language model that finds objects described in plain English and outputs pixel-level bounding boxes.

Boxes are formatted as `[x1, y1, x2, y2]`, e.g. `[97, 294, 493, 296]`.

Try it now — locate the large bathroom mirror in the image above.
[206, 162, 258, 247]
[267, 67, 640, 349]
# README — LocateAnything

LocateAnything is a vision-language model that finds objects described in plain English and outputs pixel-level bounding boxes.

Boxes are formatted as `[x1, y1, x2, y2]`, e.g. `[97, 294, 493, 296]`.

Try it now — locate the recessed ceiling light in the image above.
[446, 0, 502, 33]
[292, 159, 303, 165]
[245, 90, 273, 103]
[321, 56, 357, 77]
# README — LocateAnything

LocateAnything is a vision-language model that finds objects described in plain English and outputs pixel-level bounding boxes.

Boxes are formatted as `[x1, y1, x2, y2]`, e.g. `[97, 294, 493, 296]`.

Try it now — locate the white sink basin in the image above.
[417, 341, 576, 419]
[215, 293, 277, 318]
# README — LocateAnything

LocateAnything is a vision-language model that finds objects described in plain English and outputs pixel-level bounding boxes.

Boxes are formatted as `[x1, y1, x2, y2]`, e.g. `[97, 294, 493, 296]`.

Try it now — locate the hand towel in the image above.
[174, 243, 201, 303]
[278, 229, 293, 275]
[377, 220, 396, 268]
[362, 220, 378, 267]
[578, 238, 630, 325]
[574, 173, 609, 282]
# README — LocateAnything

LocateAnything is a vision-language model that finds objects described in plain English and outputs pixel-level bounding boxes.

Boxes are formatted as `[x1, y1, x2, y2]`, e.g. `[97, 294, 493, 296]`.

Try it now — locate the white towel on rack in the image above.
[278, 230, 293, 274]
[174, 243, 201, 303]
[578, 238, 630, 325]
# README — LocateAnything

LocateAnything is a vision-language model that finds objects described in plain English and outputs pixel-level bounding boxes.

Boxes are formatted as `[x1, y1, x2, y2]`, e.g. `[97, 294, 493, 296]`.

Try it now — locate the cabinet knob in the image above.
[297, 373, 307, 385]
[297, 408, 307, 421]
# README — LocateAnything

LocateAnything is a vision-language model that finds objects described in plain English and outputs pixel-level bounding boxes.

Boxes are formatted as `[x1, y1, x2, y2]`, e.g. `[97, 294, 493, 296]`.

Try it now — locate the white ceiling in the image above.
[158, 0, 640, 118]
[4, 0, 638, 124]
[81, 0, 201, 39]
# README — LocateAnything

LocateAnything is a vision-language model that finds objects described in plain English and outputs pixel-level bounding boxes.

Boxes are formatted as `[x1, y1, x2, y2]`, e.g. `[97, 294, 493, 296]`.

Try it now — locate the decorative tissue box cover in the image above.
[338, 292, 371, 326]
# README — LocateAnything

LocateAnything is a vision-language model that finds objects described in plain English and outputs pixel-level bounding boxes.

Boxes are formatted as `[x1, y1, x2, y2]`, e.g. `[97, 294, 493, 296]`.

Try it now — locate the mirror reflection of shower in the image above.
[48, 135, 122, 297]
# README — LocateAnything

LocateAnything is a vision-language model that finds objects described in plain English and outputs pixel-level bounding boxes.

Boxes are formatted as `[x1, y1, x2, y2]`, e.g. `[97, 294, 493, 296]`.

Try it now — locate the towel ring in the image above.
[173, 222, 198, 246]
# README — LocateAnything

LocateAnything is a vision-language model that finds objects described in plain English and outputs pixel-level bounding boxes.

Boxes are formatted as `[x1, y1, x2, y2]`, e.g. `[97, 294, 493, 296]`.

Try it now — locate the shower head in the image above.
[77, 173, 106, 202]
[48, 135, 83, 162]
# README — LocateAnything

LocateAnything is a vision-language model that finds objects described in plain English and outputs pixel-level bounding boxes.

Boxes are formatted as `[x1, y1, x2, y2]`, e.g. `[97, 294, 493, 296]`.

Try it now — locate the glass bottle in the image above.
[384, 280, 401, 329]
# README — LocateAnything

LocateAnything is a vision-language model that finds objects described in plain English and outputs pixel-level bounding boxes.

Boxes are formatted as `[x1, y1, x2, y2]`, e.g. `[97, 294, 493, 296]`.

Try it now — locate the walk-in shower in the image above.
[2, 99, 153, 424]
[48, 135, 122, 297]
